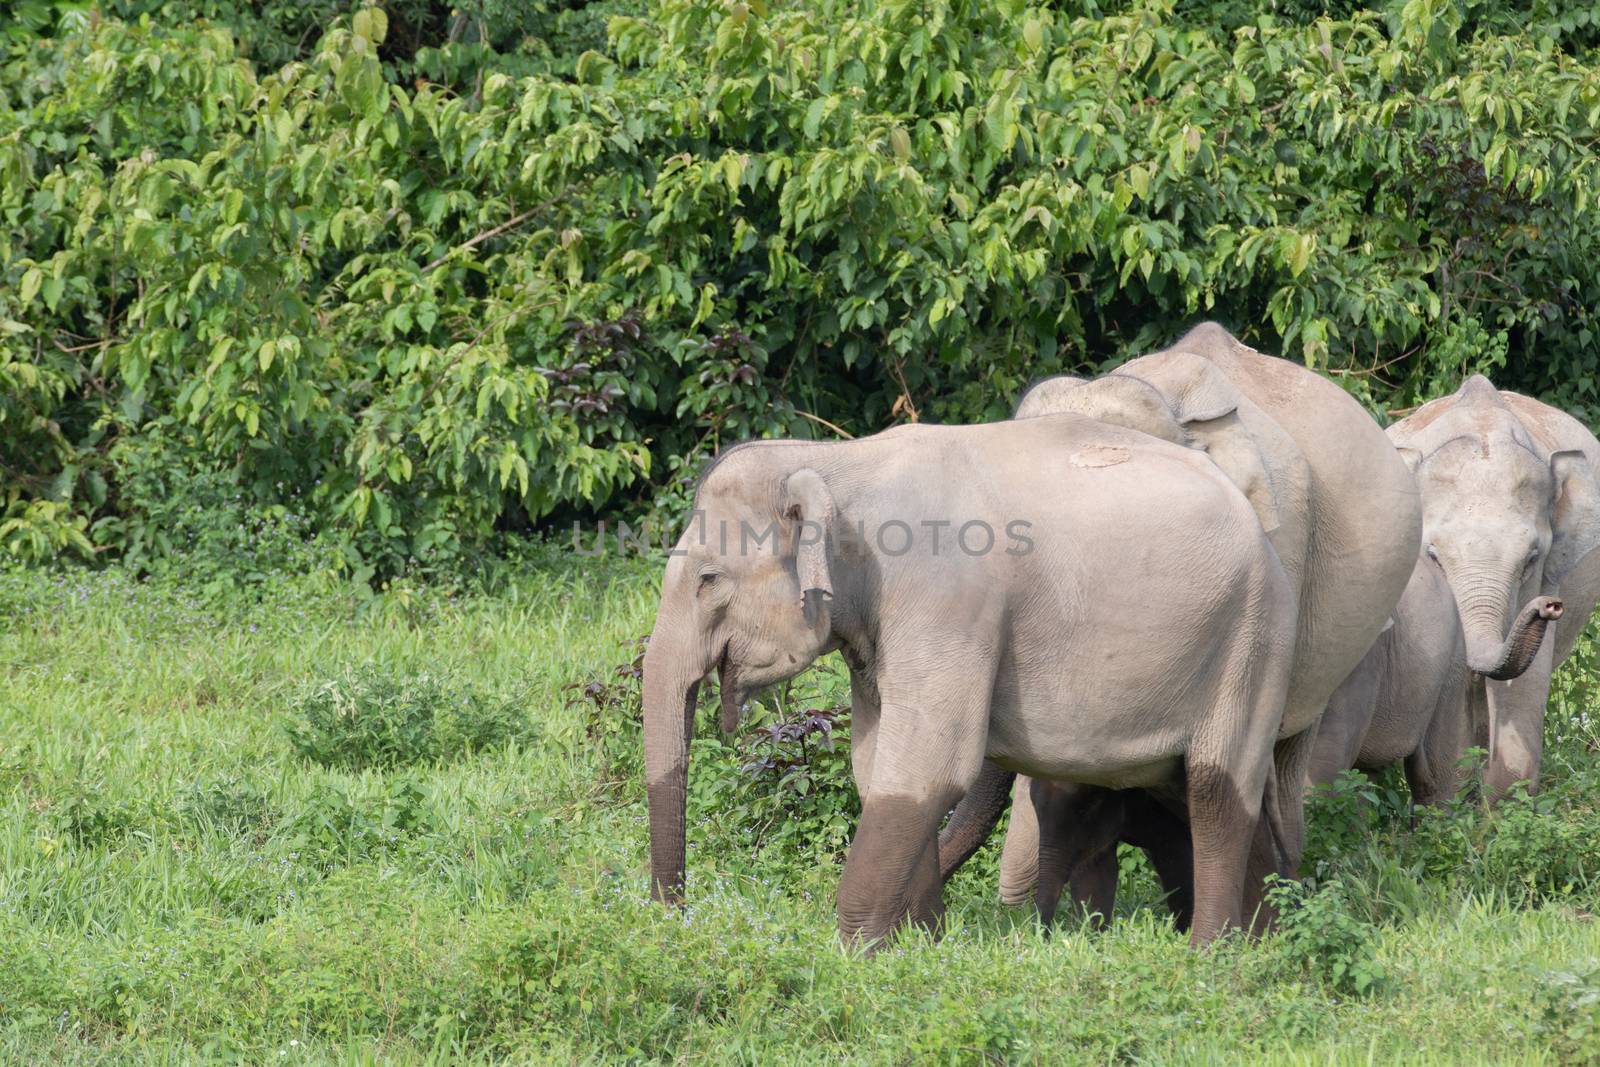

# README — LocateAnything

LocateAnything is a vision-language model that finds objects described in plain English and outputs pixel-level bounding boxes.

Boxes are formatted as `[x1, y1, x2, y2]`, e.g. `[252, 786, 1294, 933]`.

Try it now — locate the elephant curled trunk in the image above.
[1467, 596, 1564, 681]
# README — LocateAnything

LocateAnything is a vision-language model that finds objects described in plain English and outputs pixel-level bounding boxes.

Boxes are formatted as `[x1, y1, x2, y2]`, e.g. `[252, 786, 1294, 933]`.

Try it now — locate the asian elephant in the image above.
[1027, 548, 1560, 931]
[938, 323, 1422, 924]
[1387, 375, 1600, 798]
[642, 413, 1298, 947]
[1309, 552, 1560, 802]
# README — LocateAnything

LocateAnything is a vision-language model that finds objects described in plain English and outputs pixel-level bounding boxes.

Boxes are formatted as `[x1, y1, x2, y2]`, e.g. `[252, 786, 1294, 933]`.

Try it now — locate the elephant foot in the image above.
[837, 794, 947, 950]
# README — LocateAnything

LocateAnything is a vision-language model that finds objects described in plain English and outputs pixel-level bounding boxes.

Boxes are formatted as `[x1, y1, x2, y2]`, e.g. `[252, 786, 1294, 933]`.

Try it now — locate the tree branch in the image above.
[794, 410, 854, 439]
[421, 199, 551, 274]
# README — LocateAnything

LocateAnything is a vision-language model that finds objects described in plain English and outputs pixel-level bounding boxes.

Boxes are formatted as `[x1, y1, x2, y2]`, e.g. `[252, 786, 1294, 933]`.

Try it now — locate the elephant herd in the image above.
[639, 323, 1600, 948]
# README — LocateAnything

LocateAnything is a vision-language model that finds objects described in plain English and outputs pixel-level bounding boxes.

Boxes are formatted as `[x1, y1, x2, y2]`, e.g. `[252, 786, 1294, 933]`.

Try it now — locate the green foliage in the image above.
[6, 556, 1600, 1060]
[102, 432, 344, 598]
[1266, 874, 1390, 996]
[1535, 962, 1600, 1063]
[561, 633, 648, 786]
[174, 774, 277, 837]
[693, 660, 860, 873]
[564, 636, 860, 875]
[1301, 767, 1414, 874]
[283, 776, 435, 866]
[5, 1, 1600, 569]
[285, 663, 533, 770]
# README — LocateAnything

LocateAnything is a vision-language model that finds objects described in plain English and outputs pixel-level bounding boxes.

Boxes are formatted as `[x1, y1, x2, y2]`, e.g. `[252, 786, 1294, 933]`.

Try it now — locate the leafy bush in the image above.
[284, 664, 533, 770]
[561, 634, 648, 787]
[4, 1, 1600, 570]
[564, 636, 859, 877]
[1301, 767, 1413, 876]
[1534, 962, 1600, 1064]
[674, 661, 860, 878]
[723, 681, 860, 866]
[281, 776, 434, 867]
[175, 775, 278, 839]
[1266, 874, 1390, 996]
[48, 785, 146, 849]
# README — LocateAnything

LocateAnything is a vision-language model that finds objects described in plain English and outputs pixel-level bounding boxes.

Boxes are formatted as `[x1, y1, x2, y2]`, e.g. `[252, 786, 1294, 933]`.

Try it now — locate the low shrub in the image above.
[1266, 875, 1389, 997]
[280, 776, 435, 868]
[284, 664, 533, 770]
[561, 635, 648, 788]
[1534, 961, 1600, 1064]
[174, 775, 278, 840]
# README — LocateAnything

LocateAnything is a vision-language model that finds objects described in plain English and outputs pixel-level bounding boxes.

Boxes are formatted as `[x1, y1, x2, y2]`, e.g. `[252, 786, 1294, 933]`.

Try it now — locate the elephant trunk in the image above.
[936, 763, 1016, 883]
[719, 664, 746, 735]
[1465, 595, 1564, 681]
[642, 626, 704, 904]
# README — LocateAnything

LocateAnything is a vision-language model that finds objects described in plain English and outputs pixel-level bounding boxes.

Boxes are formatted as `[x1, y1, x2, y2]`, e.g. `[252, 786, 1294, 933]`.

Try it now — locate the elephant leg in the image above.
[1185, 676, 1283, 947]
[1123, 792, 1195, 931]
[1031, 782, 1121, 929]
[1306, 662, 1378, 793]
[847, 670, 881, 799]
[937, 761, 1016, 884]
[1240, 727, 1318, 934]
[1269, 727, 1318, 877]
[1066, 848, 1120, 930]
[1484, 635, 1556, 799]
[835, 678, 990, 949]
[1407, 685, 1472, 811]
[997, 774, 1040, 906]
[1186, 762, 1265, 945]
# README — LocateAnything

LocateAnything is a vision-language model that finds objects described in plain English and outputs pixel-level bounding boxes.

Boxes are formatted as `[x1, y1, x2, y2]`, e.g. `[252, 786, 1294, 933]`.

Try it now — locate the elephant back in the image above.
[1128, 323, 1422, 738]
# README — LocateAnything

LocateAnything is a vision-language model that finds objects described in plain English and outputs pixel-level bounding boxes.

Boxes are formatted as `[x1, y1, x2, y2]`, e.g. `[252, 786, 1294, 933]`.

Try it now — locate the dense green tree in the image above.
[2, 0, 1598, 572]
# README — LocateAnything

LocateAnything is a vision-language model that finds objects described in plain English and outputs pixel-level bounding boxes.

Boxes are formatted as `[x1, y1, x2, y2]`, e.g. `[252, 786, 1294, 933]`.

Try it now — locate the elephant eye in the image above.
[1425, 544, 1439, 562]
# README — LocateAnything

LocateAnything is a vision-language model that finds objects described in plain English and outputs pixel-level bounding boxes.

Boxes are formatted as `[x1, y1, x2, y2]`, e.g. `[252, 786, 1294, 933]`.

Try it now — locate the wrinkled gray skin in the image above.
[1387, 376, 1600, 797]
[1310, 553, 1561, 802]
[1023, 552, 1559, 930]
[938, 323, 1423, 923]
[642, 415, 1297, 947]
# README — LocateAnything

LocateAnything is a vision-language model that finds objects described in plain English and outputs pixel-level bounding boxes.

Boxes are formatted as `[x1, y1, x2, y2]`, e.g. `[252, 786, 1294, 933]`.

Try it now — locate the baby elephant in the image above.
[1018, 552, 1563, 932]
[1308, 555, 1563, 803]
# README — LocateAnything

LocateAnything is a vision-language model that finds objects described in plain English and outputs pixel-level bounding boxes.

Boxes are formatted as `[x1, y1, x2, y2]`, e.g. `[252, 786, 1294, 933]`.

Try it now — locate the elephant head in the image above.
[642, 443, 841, 902]
[1016, 353, 1301, 545]
[1389, 376, 1583, 681]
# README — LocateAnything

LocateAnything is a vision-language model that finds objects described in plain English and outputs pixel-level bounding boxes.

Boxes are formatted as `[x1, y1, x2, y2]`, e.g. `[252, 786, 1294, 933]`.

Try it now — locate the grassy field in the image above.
[4, 552, 1600, 1064]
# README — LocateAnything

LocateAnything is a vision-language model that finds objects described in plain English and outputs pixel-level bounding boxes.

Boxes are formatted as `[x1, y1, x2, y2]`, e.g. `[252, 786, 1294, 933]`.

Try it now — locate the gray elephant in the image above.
[1386, 375, 1600, 798]
[938, 322, 1422, 925]
[642, 414, 1298, 946]
[1022, 549, 1560, 930]
[1308, 553, 1562, 801]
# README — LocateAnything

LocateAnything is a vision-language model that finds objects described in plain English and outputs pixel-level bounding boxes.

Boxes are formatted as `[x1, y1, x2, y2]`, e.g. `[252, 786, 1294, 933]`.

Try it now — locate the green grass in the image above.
[3, 557, 1600, 1064]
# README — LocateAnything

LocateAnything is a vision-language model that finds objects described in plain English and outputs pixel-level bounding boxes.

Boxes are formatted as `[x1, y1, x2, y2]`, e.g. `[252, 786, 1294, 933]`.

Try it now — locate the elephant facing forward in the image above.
[1310, 552, 1562, 802]
[1388, 375, 1600, 798]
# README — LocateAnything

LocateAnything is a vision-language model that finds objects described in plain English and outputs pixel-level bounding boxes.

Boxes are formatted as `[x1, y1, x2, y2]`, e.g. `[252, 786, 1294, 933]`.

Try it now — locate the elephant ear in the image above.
[783, 468, 835, 628]
[1127, 351, 1293, 538]
[1547, 449, 1600, 589]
